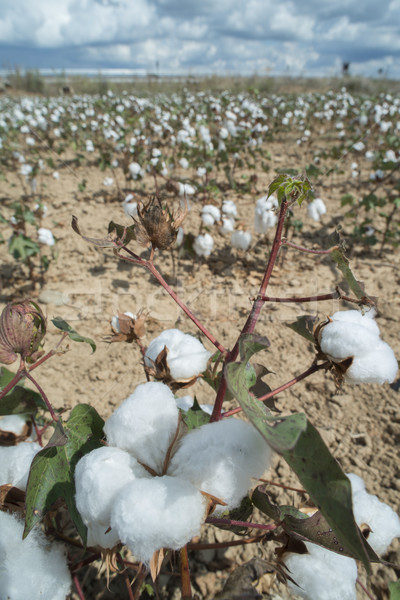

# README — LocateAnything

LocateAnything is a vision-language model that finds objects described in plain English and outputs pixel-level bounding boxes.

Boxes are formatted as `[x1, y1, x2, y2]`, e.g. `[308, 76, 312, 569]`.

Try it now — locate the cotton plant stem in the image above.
[72, 574, 86, 600]
[257, 292, 339, 303]
[206, 516, 277, 532]
[210, 199, 289, 422]
[356, 578, 376, 600]
[117, 247, 226, 354]
[222, 362, 327, 418]
[28, 332, 69, 372]
[180, 546, 193, 600]
[124, 572, 135, 600]
[0, 367, 24, 400]
[258, 478, 306, 494]
[23, 371, 59, 422]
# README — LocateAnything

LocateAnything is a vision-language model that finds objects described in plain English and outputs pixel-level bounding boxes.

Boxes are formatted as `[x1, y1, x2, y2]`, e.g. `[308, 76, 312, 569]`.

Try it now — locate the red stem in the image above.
[206, 516, 277, 531]
[210, 199, 289, 422]
[117, 248, 226, 354]
[180, 546, 192, 599]
[0, 360, 24, 400]
[187, 535, 265, 550]
[23, 371, 59, 422]
[258, 292, 338, 303]
[356, 578, 376, 600]
[222, 362, 326, 418]
[28, 332, 69, 372]
[73, 575, 86, 600]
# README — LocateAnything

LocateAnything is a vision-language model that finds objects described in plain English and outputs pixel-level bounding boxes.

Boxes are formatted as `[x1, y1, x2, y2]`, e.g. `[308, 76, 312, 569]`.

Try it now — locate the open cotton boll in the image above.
[201, 205, 221, 226]
[0, 441, 41, 490]
[319, 310, 397, 384]
[254, 195, 277, 234]
[104, 382, 179, 473]
[0, 511, 71, 600]
[0, 414, 28, 435]
[111, 311, 135, 333]
[111, 475, 206, 563]
[220, 217, 235, 235]
[222, 199, 238, 218]
[347, 473, 400, 554]
[307, 198, 327, 222]
[193, 233, 214, 257]
[168, 418, 272, 513]
[75, 446, 150, 547]
[231, 230, 252, 251]
[145, 328, 211, 381]
[284, 541, 357, 600]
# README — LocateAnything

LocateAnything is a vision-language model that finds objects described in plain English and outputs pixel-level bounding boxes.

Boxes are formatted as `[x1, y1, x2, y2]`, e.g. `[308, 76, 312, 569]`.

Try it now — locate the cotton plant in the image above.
[75, 381, 272, 563]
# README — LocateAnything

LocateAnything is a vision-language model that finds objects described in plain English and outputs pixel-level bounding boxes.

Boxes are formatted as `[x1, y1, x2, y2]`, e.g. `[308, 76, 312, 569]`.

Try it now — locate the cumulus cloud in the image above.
[0, 0, 399, 77]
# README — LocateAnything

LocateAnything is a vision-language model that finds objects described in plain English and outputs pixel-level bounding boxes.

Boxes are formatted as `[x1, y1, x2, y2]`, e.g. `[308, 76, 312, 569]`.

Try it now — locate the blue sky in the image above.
[0, 0, 399, 78]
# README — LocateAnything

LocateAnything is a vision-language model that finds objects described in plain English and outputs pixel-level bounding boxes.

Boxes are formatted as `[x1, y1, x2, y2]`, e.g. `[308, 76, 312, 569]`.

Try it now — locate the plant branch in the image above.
[28, 332, 69, 372]
[180, 546, 192, 599]
[356, 578, 376, 600]
[0, 362, 24, 401]
[222, 362, 328, 418]
[206, 516, 277, 531]
[187, 535, 267, 550]
[23, 371, 59, 422]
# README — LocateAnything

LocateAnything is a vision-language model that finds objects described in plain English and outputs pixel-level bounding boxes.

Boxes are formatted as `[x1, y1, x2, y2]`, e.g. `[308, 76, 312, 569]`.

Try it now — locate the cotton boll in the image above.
[0, 511, 71, 600]
[145, 328, 211, 381]
[111, 476, 206, 563]
[201, 205, 221, 226]
[169, 418, 272, 513]
[231, 230, 252, 251]
[0, 414, 28, 435]
[111, 311, 135, 333]
[284, 541, 357, 600]
[319, 310, 397, 384]
[307, 198, 327, 222]
[222, 200, 238, 218]
[38, 228, 55, 246]
[75, 446, 149, 548]
[254, 195, 277, 233]
[193, 233, 214, 257]
[0, 441, 41, 490]
[104, 382, 179, 473]
[220, 217, 235, 235]
[347, 473, 400, 554]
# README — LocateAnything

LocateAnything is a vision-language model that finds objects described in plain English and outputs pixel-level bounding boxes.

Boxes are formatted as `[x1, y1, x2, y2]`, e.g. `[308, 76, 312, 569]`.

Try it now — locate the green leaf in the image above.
[0, 385, 45, 415]
[331, 247, 368, 300]
[0, 366, 16, 390]
[8, 234, 40, 261]
[108, 221, 136, 245]
[238, 333, 270, 363]
[225, 363, 371, 572]
[180, 398, 211, 431]
[285, 315, 317, 343]
[389, 580, 400, 600]
[253, 486, 380, 562]
[52, 317, 96, 353]
[24, 404, 105, 542]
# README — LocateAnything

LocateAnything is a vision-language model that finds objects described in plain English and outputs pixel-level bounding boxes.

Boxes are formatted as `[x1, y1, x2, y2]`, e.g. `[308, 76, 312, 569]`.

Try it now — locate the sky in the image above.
[0, 0, 400, 79]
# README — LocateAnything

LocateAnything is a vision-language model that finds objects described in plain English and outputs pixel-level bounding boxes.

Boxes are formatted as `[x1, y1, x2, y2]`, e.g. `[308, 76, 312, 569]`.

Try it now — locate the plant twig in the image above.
[180, 546, 192, 599]
[23, 371, 59, 422]
[73, 574, 86, 600]
[206, 516, 277, 531]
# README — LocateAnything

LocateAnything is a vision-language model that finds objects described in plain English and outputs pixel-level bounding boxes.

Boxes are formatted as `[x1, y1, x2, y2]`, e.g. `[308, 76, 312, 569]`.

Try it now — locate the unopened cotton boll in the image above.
[0, 441, 41, 490]
[231, 230, 252, 251]
[75, 446, 150, 548]
[347, 473, 400, 554]
[145, 328, 211, 381]
[111, 476, 206, 564]
[193, 233, 214, 257]
[104, 382, 179, 473]
[168, 418, 272, 513]
[319, 309, 397, 384]
[0, 511, 71, 600]
[307, 198, 327, 222]
[284, 540, 357, 600]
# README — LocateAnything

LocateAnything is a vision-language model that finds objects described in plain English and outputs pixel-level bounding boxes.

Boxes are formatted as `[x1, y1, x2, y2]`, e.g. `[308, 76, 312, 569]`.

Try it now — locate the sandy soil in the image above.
[1, 130, 399, 599]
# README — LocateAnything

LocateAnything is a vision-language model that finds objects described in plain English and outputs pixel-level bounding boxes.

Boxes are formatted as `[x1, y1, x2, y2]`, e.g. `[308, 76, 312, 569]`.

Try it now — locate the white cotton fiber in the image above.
[168, 418, 272, 512]
[0, 414, 27, 435]
[193, 233, 214, 257]
[319, 310, 398, 384]
[307, 198, 327, 222]
[347, 473, 400, 554]
[201, 205, 221, 226]
[0, 441, 41, 490]
[231, 230, 252, 251]
[254, 195, 278, 234]
[284, 541, 357, 600]
[103, 382, 179, 473]
[145, 329, 211, 381]
[0, 511, 71, 600]
[111, 475, 206, 563]
[75, 445, 150, 548]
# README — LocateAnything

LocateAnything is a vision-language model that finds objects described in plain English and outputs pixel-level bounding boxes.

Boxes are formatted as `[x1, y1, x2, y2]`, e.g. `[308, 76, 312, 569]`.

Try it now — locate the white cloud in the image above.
[0, 0, 399, 77]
